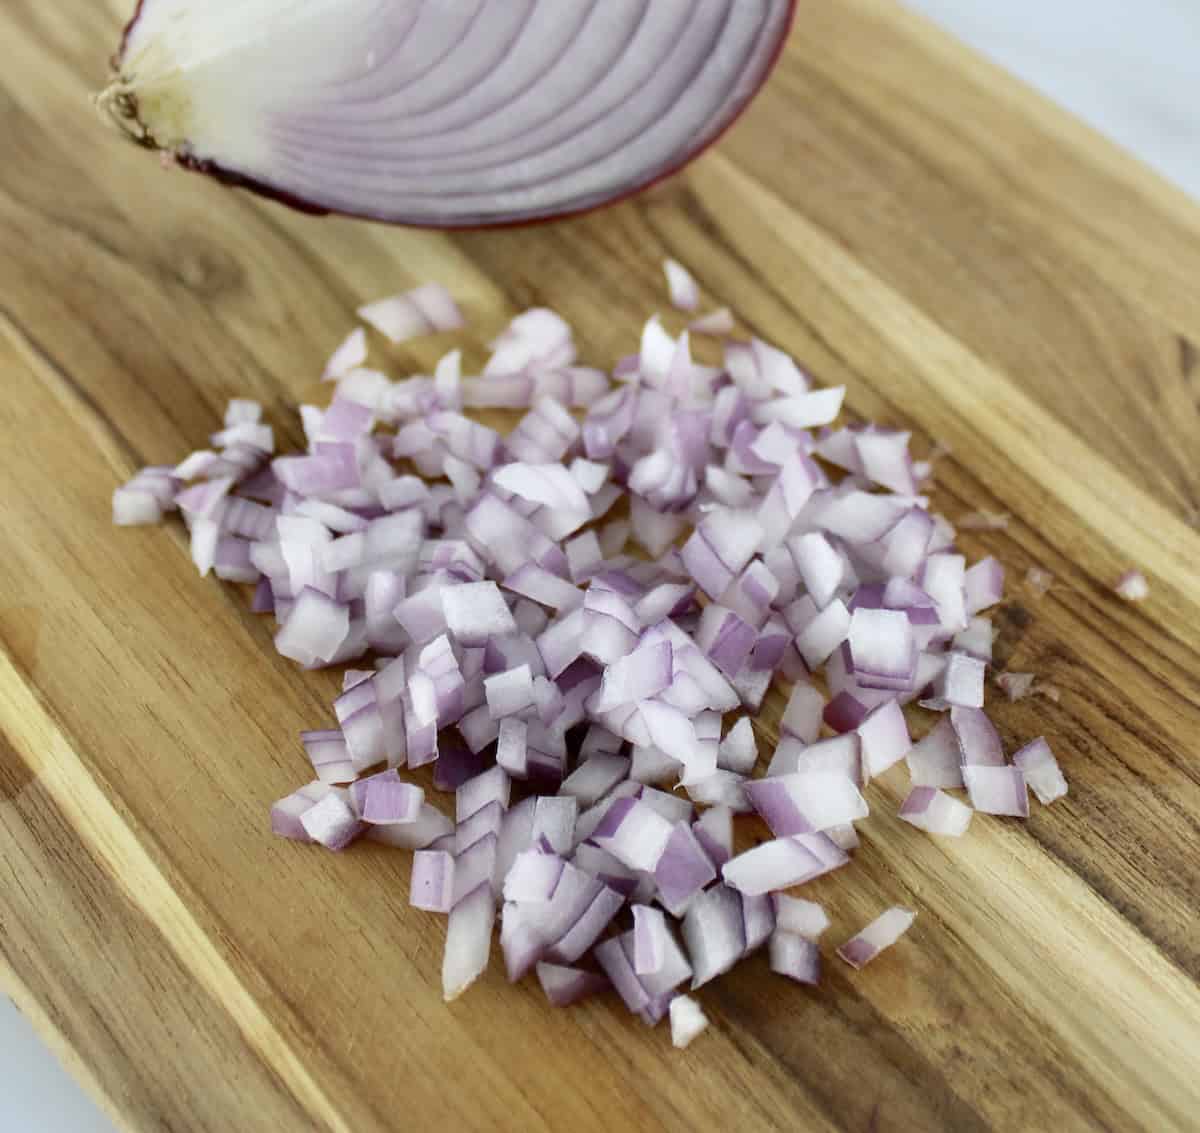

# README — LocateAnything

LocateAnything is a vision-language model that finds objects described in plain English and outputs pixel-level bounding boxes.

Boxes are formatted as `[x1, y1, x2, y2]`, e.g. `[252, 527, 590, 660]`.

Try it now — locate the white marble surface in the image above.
[905, 0, 1200, 199]
[3, 5, 1197, 1132]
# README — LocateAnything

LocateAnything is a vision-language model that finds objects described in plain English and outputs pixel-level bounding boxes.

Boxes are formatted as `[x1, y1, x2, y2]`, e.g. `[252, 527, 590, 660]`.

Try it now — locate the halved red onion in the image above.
[103, 1, 795, 228]
[836, 907, 916, 970]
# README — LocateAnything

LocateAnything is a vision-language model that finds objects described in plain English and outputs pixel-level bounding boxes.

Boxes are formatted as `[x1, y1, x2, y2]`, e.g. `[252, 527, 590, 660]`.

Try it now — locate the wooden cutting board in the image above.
[2, 2, 1199, 1130]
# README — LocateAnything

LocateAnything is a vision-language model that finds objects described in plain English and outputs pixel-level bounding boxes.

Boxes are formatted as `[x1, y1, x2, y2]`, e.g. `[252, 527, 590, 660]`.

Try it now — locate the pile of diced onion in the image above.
[114, 262, 1068, 1048]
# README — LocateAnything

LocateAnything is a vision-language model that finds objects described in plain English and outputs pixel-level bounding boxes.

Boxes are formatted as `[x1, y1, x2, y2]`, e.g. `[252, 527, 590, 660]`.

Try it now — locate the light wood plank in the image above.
[1, 2, 1198, 1131]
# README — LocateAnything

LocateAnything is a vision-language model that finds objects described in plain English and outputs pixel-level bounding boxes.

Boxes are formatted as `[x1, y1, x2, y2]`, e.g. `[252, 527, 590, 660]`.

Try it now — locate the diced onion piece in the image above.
[772, 895, 829, 939]
[836, 907, 916, 969]
[936, 653, 986, 709]
[359, 285, 463, 344]
[682, 884, 746, 989]
[1011, 737, 1068, 805]
[299, 789, 363, 851]
[664, 260, 700, 312]
[950, 706, 1005, 767]
[722, 834, 848, 896]
[633, 905, 670, 975]
[411, 851, 455, 913]
[690, 308, 735, 337]
[323, 327, 367, 380]
[906, 719, 965, 789]
[442, 581, 517, 646]
[536, 962, 609, 1008]
[365, 804, 453, 850]
[670, 995, 710, 1048]
[856, 699, 912, 779]
[1114, 569, 1149, 601]
[655, 821, 718, 913]
[898, 787, 973, 837]
[592, 797, 674, 872]
[795, 599, 851, 670]
[962, 765, 1030, 818]
[442, 882, 496, 1001]
[769, 931, 821, 985]
[717, 716, 758, 775]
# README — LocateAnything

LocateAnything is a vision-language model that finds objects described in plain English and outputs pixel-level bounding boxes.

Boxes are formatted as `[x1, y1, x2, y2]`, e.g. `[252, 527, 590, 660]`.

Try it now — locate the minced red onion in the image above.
[114, 265, 1069, 1039]
[1114, 569, 1149, 602]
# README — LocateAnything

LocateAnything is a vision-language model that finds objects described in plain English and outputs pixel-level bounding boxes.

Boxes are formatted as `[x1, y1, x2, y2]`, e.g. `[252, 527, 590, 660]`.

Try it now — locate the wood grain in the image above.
[2, 1, 1199, 1130]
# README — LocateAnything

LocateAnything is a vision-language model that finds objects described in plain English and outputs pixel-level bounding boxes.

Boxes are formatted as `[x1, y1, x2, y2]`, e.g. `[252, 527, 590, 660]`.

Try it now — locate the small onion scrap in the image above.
[113, 270, 1070, 1043]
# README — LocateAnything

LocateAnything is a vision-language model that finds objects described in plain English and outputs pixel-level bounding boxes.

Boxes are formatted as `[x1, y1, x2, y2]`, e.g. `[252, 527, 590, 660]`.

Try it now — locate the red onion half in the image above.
[100, 0, 795, 227]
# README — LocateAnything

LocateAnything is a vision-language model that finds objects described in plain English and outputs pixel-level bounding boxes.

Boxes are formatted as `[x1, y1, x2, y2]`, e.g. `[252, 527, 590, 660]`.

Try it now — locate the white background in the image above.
[2, 3, 1196, 1130]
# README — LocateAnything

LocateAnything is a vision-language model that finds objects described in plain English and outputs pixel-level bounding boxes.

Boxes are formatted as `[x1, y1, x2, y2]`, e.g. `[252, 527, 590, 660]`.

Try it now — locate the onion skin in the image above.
[100, 0, 797, 229]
